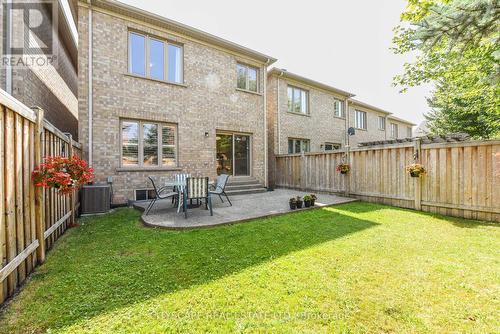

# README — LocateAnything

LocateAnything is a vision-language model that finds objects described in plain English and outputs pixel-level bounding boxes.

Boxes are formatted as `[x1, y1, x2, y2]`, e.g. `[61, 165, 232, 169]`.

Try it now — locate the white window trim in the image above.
[378, 116, 386, 131]
[324, 142, 341, 151]
[355, 110, 367, 130]
[334, 99, 345, 118]
[390, 123, 399, 138]
[236, 63, 259, 93]
[288, 138, 310, 154]
[120, 119, 178, 168]
[287, 85, 309, 115]
[128, 31, 184, 84]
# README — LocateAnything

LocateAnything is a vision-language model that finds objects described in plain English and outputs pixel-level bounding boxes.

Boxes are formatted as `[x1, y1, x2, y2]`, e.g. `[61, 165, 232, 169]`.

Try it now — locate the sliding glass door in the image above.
[216, 133, 250, 176]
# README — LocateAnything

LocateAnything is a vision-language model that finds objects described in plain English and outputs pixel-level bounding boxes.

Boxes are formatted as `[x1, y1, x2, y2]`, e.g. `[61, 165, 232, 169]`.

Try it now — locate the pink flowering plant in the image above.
[32, 156, 94, 194]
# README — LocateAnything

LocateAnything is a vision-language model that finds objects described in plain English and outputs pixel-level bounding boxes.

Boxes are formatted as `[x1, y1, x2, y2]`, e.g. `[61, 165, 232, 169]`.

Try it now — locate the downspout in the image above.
[5, 0, 12, 94]
[277, 70, 284, 154]
[263, 59, 271, 188]
[345, 98, 351, 148]
[87, 0, 93, 165]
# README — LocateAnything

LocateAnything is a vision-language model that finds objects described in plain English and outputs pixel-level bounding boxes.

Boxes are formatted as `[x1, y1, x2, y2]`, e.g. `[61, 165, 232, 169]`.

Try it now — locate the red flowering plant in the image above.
[32, 156, 93, 194]
[336, 163, 350, 174]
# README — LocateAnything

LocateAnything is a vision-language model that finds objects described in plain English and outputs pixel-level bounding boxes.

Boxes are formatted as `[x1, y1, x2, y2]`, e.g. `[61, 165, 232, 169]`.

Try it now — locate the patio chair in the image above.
[145, 176, 178, 215]
[174, 173, 190, 213]
[183, 177, 212, 218]
[209, 174, 232, 206]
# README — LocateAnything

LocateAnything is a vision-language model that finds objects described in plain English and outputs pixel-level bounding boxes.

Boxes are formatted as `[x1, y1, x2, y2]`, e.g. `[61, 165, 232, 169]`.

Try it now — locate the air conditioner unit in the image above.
[81, 184, 111, 214]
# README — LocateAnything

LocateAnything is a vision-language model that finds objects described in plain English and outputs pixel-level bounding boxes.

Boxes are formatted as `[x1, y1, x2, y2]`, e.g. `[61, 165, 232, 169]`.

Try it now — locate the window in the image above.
[288, 138, 310, 154]
[406, 126, 412, 138]
[236, 63, 259, 92]
[135, 189, 156, 201]
[334, 99, 345, 118]
[121, 119, 177, 168]
[391, 123, 398, 138]
[355, 110, 367, 129]
[324, 143, 341, 151]
[378, 116, 386, 130]
[128, 31, 183, 83]
[287, 86, 309, 114]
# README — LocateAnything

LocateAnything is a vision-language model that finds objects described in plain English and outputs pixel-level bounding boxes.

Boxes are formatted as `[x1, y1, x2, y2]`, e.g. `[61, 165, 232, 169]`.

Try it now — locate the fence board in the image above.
[0, 92, 82, 305]
[275, 140, 500, 222]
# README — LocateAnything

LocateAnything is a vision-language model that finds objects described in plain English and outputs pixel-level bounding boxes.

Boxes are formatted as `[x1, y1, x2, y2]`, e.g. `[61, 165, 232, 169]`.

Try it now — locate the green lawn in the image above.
[0, 203, 498, 333]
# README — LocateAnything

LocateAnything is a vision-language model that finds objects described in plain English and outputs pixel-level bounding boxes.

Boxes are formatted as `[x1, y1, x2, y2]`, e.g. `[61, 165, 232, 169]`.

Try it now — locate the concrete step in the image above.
[225, 183, 264, 190]
[225, 188, 267, 196]
[226, 179, 261, 186]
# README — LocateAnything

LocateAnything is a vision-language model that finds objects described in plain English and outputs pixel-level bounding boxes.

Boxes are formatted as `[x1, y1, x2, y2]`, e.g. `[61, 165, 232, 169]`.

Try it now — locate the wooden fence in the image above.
[275, 140, 500, 222]
[0, 90, 81, 304]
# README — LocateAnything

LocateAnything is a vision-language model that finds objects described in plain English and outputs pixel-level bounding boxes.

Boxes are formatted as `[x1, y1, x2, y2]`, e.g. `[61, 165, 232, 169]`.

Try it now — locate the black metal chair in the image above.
[183, 177, 212, 218]
[145, 176, 178, 215]
[209, 174, 232, 206]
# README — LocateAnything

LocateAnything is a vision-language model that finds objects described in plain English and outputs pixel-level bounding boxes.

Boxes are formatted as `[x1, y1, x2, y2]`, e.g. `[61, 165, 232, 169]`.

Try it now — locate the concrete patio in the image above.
[134, 189, 356, 230]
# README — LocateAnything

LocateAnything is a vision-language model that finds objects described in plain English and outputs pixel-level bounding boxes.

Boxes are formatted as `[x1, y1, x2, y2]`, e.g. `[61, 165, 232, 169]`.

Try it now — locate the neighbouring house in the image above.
[78, 0, 276, 203]
[266, 68, 415, 187]
[0, 0, 79, 139]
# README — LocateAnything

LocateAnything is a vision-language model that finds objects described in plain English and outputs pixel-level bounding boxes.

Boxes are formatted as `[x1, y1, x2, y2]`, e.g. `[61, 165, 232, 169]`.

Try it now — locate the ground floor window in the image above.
[121, 119, 177, 168]
[288, 138, 310, 154]
[324, 142, 341, 151]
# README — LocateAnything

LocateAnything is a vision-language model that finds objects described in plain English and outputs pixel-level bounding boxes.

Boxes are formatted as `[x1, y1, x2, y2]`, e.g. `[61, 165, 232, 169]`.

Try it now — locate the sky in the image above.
[121, 0, 430, 125]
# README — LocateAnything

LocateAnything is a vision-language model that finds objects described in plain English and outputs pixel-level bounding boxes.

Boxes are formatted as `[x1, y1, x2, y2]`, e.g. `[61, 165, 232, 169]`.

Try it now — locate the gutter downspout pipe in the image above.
[263, 58, 271, 188]
[87, 0, 93, 165]
[277, 70, 285, 154]
[5, 0, 13, 94]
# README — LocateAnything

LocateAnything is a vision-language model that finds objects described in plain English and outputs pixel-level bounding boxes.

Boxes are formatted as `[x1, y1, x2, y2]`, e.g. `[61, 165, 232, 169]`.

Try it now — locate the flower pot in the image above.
[296, 201, 303, 209]
[289, 202, 297, 210]
[410, 171, 420, 177]
[304, 200, 311, 207]
[311, 199, 315, 206]
[340, 170, 348, 174]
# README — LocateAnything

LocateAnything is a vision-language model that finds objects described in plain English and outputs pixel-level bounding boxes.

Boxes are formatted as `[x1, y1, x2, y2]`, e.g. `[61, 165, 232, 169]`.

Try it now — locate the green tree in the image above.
[393, 0, 500, 138]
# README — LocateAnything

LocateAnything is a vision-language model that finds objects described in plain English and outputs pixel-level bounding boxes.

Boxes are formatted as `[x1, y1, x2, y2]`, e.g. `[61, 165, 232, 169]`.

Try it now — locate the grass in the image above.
[0, 202, 498, 333]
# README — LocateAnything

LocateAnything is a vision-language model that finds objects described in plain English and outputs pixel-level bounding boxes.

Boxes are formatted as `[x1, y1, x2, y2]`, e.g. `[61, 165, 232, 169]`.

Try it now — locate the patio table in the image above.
[165, 179, 215, 210]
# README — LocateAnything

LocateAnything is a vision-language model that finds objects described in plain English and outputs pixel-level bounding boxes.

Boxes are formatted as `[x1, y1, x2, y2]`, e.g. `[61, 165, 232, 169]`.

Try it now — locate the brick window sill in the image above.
[235, 88, 262, 96]
[116, 167, 183, 172]
[124, 73, 188, 88]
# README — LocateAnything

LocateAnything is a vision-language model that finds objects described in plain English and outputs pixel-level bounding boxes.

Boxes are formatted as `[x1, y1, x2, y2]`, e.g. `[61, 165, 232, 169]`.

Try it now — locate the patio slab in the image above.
[134, 189, 357, 230]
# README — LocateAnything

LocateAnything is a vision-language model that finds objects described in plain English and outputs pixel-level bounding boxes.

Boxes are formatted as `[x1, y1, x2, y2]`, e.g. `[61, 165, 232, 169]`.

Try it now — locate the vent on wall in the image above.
[81, 184, 111, 214]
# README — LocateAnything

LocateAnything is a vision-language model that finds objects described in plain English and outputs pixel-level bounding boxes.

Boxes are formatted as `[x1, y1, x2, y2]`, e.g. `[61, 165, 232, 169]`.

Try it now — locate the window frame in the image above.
[288, 138, 310, 154]
[406, 126, 412, 138]
[120, 119, 178, 169]
[287, 85, 309, 115]
[236, 63, 259, 93]
[378, 116, 386, 131]
[390, 123, 399, 138]
[324, 142, 341, 151]
[128, 31, 184, 84]
[355, 110, 367, 130]
[333, 99, 345, 118]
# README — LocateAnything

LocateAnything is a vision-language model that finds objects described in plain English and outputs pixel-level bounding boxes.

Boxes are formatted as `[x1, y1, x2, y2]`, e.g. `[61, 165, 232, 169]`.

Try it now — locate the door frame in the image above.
[216, 130, 252, 177]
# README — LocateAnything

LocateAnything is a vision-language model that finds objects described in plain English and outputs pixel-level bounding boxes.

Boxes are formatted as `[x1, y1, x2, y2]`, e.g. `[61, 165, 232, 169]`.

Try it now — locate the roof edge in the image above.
[387, 115, 416, 126]
[82, 0, 277, 65]
[350, 99, 391, 115]
[268, 68, 355, 98]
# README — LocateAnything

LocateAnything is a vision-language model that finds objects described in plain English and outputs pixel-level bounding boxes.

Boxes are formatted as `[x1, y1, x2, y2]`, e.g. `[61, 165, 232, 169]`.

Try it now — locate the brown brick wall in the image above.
[78, 7, 267, 202]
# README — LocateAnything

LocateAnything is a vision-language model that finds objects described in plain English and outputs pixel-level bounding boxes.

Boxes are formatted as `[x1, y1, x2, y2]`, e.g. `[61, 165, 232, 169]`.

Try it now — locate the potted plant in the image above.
[310, 194, 317, 206]
[289, 197, 297, 210]
[336, 163, 350, 174]
[303, 195, 312, 207]
[295, 196, 303, 209]
[32, 155, 94, 194]
[406, 163, 426, 177]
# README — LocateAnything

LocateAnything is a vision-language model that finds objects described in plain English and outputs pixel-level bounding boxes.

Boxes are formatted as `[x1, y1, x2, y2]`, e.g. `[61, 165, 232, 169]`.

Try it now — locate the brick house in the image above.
[78, 0, 276, 203]
[266, 68, 415, 186]
[0, 0, 78, 138]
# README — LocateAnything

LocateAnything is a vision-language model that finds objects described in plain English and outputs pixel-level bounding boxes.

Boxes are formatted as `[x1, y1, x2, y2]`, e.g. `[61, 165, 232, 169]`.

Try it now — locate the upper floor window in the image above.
[128, 31, 183, 84]
[121, 119, 177, 168]
[236, 63, 258, 92]
[287, 86, 309, 114]
[391, 123, 398, 138]
[334, 99, 345, 118]
[378, 116, 386, 130]
[325, 142, 341, 151]
[406, 126, 412, 137]
[355, 110, 367, 129]
[288, 138, 310, 154]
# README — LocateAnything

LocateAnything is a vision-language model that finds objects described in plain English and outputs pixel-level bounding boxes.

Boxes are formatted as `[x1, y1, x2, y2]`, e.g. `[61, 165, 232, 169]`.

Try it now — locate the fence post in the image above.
[345, 146, 351, 197]
[414, 138, 422, 211]
[66, 134, 75, 225]
[32, 107, 45, 264]
[300, 151, 306, 190]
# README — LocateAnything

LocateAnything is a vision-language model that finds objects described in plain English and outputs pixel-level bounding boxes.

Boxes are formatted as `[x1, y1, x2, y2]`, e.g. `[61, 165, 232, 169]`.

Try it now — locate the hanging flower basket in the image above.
[32, 156, 94, 194]
[406, 163, 426, 177]
[336, 163, 350, 174]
